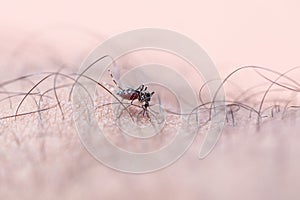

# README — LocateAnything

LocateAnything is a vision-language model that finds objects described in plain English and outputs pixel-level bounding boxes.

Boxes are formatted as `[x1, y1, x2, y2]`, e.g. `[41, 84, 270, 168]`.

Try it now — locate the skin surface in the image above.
[1, 1, 300, 199]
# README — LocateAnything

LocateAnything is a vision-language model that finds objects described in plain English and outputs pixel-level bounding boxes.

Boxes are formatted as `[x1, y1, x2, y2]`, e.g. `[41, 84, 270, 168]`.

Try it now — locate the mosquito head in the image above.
[147, 91, 155, 100]
[140, 91, 154, 103]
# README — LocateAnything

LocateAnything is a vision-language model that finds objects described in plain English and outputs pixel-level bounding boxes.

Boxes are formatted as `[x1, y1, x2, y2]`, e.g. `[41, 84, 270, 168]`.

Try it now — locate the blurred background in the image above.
[0, 0, 300, 199]
[1, 0, 300, 77]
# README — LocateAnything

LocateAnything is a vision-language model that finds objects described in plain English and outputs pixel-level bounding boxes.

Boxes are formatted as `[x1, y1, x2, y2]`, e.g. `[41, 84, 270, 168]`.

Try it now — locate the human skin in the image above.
[1, 1, 300, 200]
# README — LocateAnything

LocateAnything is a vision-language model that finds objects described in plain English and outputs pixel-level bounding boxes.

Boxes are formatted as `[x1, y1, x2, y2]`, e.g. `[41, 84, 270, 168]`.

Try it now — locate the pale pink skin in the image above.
[1, 1, 300, 199]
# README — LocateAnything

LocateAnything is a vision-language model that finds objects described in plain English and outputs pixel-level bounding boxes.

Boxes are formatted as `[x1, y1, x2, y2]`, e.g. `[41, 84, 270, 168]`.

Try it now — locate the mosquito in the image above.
[108, 68, 155, 118]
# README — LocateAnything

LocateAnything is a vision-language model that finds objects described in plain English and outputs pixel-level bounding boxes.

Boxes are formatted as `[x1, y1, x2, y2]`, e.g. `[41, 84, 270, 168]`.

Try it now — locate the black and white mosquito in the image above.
[71, 54, 161, 122]
[107, 68, 155, 118]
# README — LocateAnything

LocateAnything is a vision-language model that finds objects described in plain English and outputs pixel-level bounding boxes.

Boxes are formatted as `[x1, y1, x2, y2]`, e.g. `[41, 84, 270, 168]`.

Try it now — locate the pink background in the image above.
[1, 0, 300, 76]
[1, 1, 300, 200]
